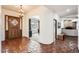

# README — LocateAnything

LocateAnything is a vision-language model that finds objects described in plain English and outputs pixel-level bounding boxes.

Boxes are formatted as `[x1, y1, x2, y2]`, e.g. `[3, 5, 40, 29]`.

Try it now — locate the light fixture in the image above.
[19, 5, 24, 17]
[66, 9, 70, 12]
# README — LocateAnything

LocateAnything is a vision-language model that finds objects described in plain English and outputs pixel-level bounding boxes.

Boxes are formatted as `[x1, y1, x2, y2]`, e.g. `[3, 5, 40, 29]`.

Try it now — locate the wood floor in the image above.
[41, 36, 78, 53]
[2, 37, 30, 53]
[1, 36, 79, 53]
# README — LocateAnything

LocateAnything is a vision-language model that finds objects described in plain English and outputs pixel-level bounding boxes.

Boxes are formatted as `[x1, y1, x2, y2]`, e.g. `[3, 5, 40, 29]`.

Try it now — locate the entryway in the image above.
[5, 15, 22, 39]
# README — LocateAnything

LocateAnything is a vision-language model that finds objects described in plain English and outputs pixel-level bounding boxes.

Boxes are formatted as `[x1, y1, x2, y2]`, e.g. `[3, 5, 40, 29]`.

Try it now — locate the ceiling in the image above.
[2, 5, 78, 17]
[45, 5, 78, 17]
[2, 5, 39, 14]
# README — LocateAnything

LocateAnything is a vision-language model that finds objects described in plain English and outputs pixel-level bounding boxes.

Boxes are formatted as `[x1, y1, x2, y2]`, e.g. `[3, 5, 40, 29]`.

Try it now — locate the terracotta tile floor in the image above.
[1, 36, 79, 53]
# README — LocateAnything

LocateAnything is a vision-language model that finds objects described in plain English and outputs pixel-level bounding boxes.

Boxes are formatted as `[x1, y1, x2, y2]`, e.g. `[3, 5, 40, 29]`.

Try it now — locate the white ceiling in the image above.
[2, 5, 39, 13]
[45, 5, 78, 17]
[2, 5, 78, 17]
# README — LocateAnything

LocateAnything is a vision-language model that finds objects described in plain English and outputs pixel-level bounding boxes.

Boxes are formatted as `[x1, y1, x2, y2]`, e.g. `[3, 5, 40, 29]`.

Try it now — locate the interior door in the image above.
[6, 15, 21, 39]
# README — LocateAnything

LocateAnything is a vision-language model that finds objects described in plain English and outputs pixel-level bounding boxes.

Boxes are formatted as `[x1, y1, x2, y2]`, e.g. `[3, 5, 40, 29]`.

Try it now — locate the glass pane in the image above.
[11, 19, 18, 26]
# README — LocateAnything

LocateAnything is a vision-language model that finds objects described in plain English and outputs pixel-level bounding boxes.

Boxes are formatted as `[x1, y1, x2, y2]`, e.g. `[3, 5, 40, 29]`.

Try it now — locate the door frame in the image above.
[5, 15, 22, 39]
[53, 19, 57, 40]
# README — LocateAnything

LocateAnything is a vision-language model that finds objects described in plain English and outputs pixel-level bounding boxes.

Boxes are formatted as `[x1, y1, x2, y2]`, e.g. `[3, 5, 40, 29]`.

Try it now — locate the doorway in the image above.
[5, 15, 22, 39]
[29, 17, 40, 38]
[53, 19, 57, 40]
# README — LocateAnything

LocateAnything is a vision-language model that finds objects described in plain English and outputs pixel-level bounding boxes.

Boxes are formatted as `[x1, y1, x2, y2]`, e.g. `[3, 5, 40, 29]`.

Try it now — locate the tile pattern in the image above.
[1, 36, 79, 53]
[40, 36, 78, 53]
[28, 40, 41, 53]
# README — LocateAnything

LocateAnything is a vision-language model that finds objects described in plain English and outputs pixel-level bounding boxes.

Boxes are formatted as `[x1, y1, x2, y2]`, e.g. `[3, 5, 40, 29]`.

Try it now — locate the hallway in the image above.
[1, 36, 78, 53]
[0, 5, 78, 53]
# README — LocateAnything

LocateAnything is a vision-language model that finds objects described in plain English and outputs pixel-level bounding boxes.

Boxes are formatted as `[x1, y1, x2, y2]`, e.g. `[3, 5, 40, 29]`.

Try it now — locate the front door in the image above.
[5, 15, 22, 39]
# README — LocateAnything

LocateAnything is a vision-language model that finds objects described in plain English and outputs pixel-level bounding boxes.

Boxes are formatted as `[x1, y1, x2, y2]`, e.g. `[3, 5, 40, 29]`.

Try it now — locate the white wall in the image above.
[23, 6, 54, 44]
[2, 8, 20, 30]
[2, 8, 19, 17]
[77, 6, 79, 49]
[0, 5, 2, 52]
[0, 7, 5, 41]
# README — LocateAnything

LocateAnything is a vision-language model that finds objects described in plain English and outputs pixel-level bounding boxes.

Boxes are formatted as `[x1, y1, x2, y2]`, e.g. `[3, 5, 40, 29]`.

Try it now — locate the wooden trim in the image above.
[5, 15, 22, 39]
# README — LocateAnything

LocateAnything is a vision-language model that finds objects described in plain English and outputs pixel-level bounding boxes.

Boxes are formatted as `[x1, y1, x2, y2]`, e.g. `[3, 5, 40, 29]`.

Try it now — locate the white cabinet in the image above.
[63, 29, 78, 36]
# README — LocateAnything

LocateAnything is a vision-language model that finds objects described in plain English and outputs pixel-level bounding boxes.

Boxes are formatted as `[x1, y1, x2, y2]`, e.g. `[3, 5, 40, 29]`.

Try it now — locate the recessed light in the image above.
[66, 9, 70, 12]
